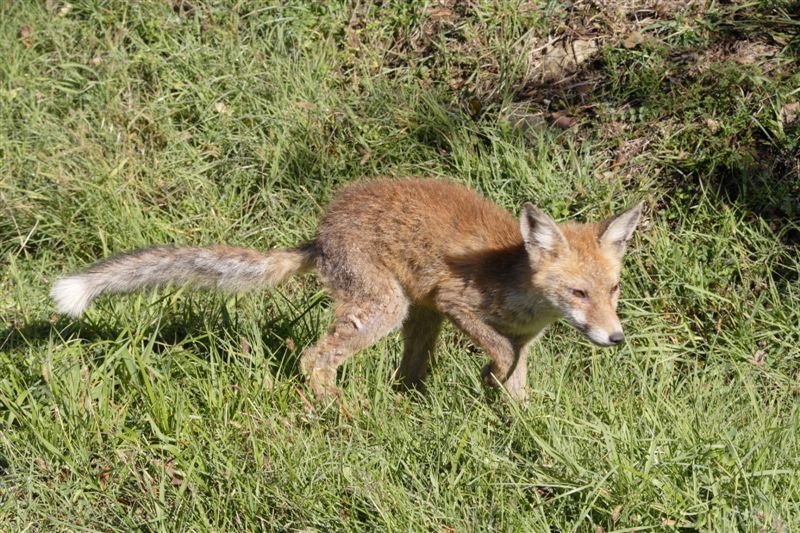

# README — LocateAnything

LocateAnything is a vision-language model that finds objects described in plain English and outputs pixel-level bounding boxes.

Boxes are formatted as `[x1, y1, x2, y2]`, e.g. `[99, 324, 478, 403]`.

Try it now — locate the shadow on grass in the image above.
[720, 150, 800, 242]
[503, 5, 800, 245]
[0, 298, 324, 383]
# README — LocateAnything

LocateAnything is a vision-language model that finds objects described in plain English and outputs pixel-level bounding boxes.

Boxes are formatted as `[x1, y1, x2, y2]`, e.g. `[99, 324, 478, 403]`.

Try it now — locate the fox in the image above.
[51, 179, 643, 401]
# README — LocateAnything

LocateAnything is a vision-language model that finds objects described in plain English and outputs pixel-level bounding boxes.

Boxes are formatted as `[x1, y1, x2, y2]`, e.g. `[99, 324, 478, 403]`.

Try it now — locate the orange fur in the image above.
[53, 178, 643, 401]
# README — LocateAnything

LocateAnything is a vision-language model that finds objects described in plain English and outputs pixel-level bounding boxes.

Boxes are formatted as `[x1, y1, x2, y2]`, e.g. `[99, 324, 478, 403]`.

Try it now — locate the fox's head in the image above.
[519, 202, 643, 346]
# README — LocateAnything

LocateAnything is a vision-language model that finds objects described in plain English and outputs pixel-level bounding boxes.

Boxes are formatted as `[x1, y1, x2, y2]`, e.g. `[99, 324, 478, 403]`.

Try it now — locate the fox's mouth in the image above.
[585, 328, 624, 347]
[585, 335, 617, 347]
[566, 319, 621, 347]
[565, 318, 594, 341]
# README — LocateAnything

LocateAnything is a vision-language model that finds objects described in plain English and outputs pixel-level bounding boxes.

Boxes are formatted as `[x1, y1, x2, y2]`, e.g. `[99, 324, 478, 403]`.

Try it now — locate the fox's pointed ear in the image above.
[520, 203, 567, 257]
[599, 201, 643, 255]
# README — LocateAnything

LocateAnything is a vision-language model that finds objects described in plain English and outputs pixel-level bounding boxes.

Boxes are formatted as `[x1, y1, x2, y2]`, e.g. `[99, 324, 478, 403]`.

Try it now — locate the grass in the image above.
[1, 0, 799, 530]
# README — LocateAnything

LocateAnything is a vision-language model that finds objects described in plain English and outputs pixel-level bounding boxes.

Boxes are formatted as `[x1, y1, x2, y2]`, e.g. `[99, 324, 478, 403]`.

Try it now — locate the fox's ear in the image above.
[520, 203, 567, 256]
[599, 201, 643, 254]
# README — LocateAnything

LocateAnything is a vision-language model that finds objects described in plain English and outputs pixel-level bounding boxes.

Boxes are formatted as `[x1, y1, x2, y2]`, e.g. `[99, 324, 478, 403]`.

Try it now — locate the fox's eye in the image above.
[611, 283, 620, 294]
[570, 288, 588, 299]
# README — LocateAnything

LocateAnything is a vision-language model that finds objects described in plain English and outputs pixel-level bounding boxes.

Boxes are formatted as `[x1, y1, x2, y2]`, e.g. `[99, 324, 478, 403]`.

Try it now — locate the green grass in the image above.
[2, 1, 799, 530]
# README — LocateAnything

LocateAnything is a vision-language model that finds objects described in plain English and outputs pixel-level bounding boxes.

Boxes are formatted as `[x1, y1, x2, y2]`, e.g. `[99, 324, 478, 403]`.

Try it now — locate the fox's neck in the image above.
[481, 244, 560, 337]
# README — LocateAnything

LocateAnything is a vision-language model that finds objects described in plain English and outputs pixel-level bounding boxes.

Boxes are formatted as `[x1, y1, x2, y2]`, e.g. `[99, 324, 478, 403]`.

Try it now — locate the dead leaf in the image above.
[732, 41, 777, 67]
[214, 101, 229, 114]
[98, 467, 111, 490]
[285, 337, 296, 352]
[117, 449, 135, 464]
[752, 350, 767, 366]
[296, 101, 317, 111]
[19, 25, 33, 49]
[427, 7, 454, 20]
[706, 118, 720, 132]
[623, 31, 644, 49]
[780, 102, 799, 125]
[155, 458, 183, 486]
[58, 3, 72, 16]
[537, 38, 598, 82]
[611, 504, 623, 523]
[448, 78, 466, 91]
[549, 111, 578, 129]
[35, 457, 48, 471]
[662, 518, 677, 526]
[571, 40, 596, 69]
[240, 336, 250, 354]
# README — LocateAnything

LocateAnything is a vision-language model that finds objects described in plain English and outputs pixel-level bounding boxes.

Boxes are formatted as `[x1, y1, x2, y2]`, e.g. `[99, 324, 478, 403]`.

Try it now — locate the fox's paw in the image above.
[481, 364, 528, 401]
[299, 351, 316, 379]
[306, 366, 342, 402]
[505, 384, 528, 402]
[480, 363, 502, 389]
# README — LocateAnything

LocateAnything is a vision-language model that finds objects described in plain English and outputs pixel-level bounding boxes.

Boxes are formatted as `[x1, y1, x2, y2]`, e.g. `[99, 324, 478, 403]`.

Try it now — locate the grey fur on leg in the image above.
[396, 306, 444, 391]
[300, 287, 410, 401]
[500, 350, 528, 401]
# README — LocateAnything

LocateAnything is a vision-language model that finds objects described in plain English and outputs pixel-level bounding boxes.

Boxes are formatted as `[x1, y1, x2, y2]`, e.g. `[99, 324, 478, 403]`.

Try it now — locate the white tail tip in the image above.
[51, 276, 93, 318]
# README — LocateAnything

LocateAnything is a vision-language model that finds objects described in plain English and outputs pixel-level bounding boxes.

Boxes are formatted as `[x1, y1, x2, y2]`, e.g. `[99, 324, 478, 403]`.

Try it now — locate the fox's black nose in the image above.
[609, 332, 624, 345]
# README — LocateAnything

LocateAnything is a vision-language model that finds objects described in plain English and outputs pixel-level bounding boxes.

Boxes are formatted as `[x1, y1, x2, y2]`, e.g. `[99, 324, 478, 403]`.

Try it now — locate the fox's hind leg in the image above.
[396, 306, 443, 391]
[300, 280, 409, 401]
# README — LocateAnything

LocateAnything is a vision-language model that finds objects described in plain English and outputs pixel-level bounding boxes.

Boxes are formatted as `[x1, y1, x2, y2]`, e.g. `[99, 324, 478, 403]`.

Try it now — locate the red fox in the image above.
[52, 179, 642, 401]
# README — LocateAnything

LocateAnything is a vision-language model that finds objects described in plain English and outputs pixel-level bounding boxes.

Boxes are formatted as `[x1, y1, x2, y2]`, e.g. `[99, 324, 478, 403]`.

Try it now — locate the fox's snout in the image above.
[566, 309, 625, 347]
[584, 325, 625, 347]
[584, 308, 625, 347]
[608, 331, 624, 344]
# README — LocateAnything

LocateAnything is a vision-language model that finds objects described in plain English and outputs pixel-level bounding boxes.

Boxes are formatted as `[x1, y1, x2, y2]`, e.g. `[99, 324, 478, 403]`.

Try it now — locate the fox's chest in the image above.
[492, 292, 560, 340]
[495, 314, 557, 341]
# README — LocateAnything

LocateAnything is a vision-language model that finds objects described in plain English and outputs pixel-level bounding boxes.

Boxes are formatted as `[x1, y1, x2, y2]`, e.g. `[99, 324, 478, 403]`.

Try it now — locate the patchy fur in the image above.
[52, 179, 642, 401]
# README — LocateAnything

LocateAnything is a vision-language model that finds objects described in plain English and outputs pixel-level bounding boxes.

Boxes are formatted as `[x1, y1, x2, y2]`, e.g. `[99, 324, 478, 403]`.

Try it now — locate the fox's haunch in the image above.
[51, 243, 317, 317]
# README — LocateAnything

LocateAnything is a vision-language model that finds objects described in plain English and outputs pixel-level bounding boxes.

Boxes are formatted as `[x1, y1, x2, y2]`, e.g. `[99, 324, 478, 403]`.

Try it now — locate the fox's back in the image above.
[315, 179, 521, 300]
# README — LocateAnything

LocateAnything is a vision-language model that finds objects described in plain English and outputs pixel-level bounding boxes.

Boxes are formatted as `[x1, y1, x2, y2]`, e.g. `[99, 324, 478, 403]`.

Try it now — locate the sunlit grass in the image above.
[1, 1, 798, 530]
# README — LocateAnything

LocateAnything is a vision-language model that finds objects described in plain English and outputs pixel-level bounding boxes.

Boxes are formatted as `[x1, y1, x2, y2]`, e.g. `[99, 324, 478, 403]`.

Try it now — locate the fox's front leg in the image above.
[496, 349, 527, 401]
[443, 307, 527, 400]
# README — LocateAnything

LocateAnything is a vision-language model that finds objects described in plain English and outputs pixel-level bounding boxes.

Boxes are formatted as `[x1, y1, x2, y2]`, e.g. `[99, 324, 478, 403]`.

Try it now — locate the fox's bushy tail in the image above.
[51, 242, 318, 317]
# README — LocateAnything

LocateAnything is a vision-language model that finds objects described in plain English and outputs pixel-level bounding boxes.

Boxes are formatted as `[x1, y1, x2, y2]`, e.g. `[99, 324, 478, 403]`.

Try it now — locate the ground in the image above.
[1, 1, 799, 530]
